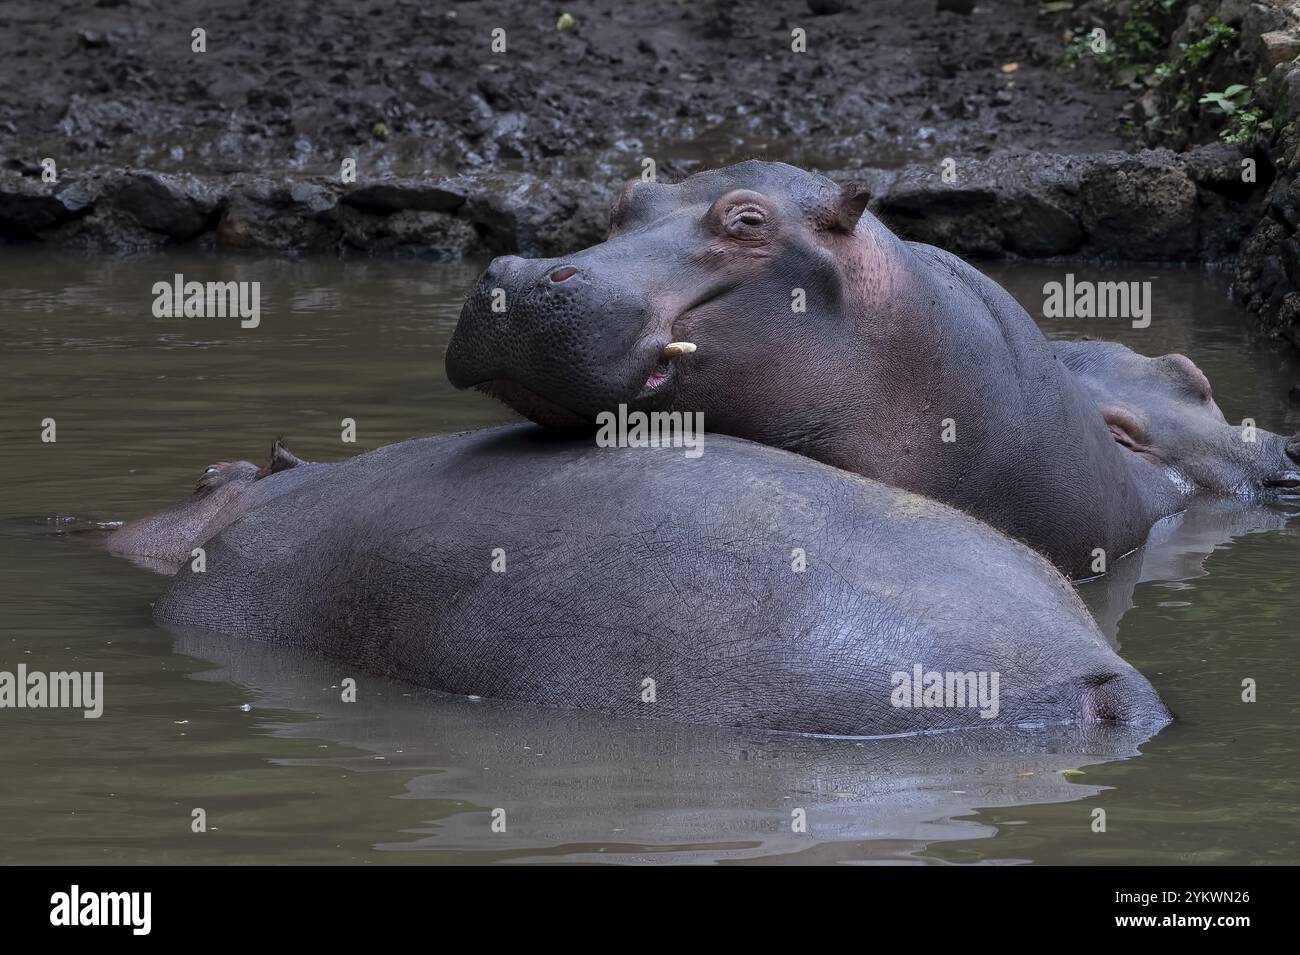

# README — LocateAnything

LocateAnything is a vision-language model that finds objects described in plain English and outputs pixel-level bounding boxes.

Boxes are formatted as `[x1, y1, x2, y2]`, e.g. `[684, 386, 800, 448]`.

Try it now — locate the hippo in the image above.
[444, 160, 1179, 579]
[1054, 339, 1300, 500]
[113, 425, 1171, 738]
[106, 439, 314, 573]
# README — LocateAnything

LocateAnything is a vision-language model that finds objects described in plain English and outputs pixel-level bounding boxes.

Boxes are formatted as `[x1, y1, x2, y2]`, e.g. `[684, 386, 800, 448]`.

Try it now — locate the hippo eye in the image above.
[724, 204, 768, 237]
[204, 467, 218, 474]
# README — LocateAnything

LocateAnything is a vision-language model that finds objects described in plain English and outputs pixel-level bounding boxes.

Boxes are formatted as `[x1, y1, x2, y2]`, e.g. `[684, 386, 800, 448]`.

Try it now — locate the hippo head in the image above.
[107, 438, 306, 572]
[445, 161, 875, 432]
[1056, 340, 1300, 499]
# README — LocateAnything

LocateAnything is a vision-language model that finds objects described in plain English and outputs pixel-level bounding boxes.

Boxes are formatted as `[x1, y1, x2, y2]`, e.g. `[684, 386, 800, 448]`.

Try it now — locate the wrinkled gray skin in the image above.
[131, 425, 1170, 738]
[1055, 339, 1300, 500]
[445, 160, 1178, 579]
[106, 440, 316, 573]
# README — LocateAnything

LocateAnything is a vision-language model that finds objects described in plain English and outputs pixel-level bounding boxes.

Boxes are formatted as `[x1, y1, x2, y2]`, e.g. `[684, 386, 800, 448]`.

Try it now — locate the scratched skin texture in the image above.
[1055, 339, 1300, 500]
[134, 425, 1170, 738]
[445, 160, 1183, 580]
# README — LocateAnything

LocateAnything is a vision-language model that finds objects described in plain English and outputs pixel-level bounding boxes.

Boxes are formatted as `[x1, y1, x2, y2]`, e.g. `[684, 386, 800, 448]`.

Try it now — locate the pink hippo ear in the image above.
[836, 184, 871, 234]
[1100, 406, 1148, 454]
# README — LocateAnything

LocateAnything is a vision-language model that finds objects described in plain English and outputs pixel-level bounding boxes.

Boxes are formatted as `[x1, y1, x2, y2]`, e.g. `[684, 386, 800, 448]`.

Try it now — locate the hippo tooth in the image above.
[662, 341, 697, 359]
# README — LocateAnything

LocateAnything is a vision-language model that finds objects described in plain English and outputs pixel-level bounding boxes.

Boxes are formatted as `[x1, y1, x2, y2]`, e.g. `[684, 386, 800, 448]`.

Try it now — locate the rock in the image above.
[1259, 30, 1300, 69]
[217, 178, 341, 252]
[1001, 193, 1084, 258]
[338, 206, 480, 258]
[1080, 156, 1199, 259]
[450, 173, 614, 257]
[873, 154, 1088, 258]
[105, 171, 218, 240]
[1212, 0, 1251, 28]
[1270, 62, 1300, 126]
[340, 181, 466, 216]
[1243, 2, 1292, 64]
[878, 179, 1010, 257]
[1274, 291, 1300, 351]
[0, 171, 94, 237]
[0, 150, 1267, 266]
[1170, 3, 1211, 52]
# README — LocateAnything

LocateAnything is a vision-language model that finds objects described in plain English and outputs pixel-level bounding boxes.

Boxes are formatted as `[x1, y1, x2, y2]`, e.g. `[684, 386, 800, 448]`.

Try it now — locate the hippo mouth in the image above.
[477, 380, 590, 430]
[1263, 472, 1300, 496]
[633, 353, 681, 400]
[471, 337, 693, 428]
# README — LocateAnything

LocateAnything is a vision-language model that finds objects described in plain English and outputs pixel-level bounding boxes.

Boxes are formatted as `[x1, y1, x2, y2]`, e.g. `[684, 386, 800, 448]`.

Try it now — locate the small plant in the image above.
[1199, 84, 1267, 143]
[1182, 17, 1236, 68]
[1199, 84, 1252, 116]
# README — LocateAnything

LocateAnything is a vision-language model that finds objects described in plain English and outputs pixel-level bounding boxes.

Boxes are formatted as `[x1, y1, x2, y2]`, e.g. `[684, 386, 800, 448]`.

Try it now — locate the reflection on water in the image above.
[1, 251, 1297, 864]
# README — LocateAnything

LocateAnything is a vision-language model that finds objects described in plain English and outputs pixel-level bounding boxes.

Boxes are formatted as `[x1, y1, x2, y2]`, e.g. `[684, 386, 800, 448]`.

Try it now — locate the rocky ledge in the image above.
[0, 143, 1262, 268]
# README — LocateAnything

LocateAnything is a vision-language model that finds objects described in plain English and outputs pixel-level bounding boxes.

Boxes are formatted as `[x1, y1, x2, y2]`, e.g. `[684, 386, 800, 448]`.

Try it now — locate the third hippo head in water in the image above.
[447, 160, 1183, 579]
[1055, 339, 1300, 501]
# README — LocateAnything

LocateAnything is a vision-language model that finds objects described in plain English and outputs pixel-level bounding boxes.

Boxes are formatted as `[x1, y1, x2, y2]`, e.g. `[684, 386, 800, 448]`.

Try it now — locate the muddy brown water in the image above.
[1, 251, 1297, 865]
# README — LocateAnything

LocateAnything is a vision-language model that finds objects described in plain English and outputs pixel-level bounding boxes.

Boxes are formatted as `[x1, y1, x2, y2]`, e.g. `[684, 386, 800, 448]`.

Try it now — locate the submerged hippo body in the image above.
[445, 161, 1179, 578]
[1055, 339, 1300, 500]
[143, 426, 1169, 737]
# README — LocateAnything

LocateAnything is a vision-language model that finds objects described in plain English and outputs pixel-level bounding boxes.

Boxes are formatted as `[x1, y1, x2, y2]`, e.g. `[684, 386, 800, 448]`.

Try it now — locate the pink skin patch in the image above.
[644, 364, 671, 389]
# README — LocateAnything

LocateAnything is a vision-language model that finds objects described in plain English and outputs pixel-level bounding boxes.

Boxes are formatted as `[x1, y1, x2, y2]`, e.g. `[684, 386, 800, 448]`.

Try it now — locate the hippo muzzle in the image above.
[1262, 431, 1300, 495]
[446, 251, 682, 429]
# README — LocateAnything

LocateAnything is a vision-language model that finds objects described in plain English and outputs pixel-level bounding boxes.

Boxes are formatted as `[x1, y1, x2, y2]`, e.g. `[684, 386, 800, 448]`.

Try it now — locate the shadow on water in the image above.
[1, 251, 1297, 863]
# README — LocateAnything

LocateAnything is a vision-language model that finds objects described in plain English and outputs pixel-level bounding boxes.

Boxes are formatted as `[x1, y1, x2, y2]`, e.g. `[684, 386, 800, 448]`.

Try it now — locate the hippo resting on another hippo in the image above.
[445, 160, 1184, 580]
[108, 426, 1170, 737]
[1054, 339, 1300, 501]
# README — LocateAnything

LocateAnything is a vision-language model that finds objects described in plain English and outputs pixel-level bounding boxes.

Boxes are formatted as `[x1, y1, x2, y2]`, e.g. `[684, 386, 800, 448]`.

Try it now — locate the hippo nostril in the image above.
[548, 266, 579, 284]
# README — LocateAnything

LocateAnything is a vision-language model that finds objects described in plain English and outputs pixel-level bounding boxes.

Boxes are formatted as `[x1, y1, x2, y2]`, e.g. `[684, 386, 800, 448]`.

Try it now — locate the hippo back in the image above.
[155, 425, 1169, 737]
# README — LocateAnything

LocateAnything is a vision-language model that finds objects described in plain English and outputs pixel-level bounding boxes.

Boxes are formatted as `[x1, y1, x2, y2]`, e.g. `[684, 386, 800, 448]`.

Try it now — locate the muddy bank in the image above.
[0, 0, 1127, 180]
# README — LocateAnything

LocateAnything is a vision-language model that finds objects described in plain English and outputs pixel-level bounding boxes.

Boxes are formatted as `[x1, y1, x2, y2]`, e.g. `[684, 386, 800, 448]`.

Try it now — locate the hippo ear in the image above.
[832, 184, 871, 234]
[1100, 407, 1147, 454]
[257, 437, 306, 479]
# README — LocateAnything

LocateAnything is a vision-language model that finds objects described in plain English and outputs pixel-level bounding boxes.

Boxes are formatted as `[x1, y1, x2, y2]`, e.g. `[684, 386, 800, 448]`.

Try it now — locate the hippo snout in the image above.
[446, 253, 664, 427]
[1078, 669, 1171, 725]
[1261, 431, 1300, 494]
